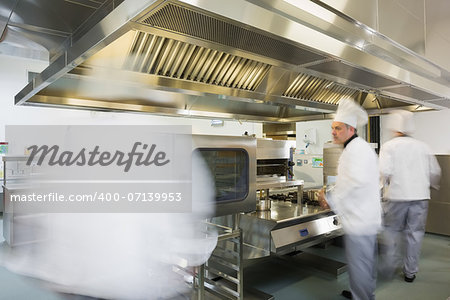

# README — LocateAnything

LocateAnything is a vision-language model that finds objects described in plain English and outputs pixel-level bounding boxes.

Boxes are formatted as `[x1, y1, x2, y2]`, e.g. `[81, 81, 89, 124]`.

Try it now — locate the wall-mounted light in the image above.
[211, 119, 224, 127]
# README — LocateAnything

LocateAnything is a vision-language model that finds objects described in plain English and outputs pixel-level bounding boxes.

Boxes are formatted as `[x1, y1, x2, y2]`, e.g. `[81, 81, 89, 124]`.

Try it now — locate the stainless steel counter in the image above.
[247, 200, 327, 224]
[256, 179, 304, 190]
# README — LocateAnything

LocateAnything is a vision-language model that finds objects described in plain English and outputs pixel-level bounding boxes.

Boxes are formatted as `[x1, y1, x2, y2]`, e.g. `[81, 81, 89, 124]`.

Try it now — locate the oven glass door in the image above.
[195, 148, 249, 203]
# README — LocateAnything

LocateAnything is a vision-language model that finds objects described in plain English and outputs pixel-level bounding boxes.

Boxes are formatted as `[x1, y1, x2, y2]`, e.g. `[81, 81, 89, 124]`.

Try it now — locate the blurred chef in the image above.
[4, 148, 218, 300]
[318, 98, 381, 300]
[379, 110, 441, 283]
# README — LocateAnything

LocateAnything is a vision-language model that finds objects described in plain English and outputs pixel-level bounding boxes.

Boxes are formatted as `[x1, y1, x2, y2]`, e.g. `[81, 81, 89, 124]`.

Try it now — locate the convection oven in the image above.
[192, 135, 256, 217]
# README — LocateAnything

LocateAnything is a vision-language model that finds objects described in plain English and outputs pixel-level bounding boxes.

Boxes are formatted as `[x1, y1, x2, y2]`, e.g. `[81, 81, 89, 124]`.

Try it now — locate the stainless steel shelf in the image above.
[256, 180, 304, 190]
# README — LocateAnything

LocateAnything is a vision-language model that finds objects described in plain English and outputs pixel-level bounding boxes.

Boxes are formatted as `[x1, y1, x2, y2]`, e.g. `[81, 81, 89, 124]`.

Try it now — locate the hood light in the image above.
[211, 119, 224, 127]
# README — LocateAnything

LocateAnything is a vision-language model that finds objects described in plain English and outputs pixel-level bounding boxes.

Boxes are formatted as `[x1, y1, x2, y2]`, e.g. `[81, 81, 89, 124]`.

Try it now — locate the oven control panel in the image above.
[271, 215, 343, 250]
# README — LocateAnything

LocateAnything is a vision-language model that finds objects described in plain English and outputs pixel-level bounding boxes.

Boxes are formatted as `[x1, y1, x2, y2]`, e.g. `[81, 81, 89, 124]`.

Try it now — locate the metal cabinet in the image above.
[2, 156, 40, 245]
[426, 155, 450, 236]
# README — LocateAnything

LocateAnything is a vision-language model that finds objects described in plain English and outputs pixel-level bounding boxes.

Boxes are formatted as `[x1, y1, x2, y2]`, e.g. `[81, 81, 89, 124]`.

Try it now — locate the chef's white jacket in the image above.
[327, 137, 382, 235]
[379, 136, 441, 201]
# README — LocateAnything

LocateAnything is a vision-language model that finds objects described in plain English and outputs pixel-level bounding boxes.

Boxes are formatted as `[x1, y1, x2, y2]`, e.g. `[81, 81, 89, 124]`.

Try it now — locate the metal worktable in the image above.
[216, 200, 343, 259]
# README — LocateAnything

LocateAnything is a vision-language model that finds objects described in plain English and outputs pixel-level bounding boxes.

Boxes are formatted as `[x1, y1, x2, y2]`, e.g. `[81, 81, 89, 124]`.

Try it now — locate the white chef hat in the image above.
[386, 110, 415, 135]
[334, 98, 368, 128]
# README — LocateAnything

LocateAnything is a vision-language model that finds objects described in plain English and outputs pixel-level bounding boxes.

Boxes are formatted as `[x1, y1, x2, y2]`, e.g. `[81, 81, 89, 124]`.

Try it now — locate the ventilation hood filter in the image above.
[123, 31, 271, 91]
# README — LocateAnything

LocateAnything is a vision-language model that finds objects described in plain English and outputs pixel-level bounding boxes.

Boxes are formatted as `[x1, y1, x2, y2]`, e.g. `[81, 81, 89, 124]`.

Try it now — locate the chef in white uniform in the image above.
[379, 110, 441, 283]
[319, 98, 381, 300]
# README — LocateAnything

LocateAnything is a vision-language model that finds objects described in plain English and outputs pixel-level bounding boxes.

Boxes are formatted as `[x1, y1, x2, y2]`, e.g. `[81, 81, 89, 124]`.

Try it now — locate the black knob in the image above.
[333, 217, 339, 226]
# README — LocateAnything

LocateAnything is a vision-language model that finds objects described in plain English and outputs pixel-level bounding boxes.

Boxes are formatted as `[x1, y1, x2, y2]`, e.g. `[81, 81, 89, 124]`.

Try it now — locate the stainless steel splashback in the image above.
[256, 139, 295, 160]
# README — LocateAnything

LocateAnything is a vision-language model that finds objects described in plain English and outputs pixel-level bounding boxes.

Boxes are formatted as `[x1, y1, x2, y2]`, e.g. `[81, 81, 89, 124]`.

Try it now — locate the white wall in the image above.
[296, 119, 332, 154]
[301, 112, 449, 155]
[0, 54, 262, 142]
[296, 119, 368, 154]
[381, 109, 450, 154]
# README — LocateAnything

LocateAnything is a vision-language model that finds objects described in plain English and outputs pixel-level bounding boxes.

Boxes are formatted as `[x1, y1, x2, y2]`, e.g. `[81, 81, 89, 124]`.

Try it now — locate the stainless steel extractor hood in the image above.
[9, 0, 450, 122]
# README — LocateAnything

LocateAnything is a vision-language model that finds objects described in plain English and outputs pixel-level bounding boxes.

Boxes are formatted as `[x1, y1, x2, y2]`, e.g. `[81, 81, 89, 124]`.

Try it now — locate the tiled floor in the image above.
[244, 234, 450, 300]
[0, 217, 449, 299]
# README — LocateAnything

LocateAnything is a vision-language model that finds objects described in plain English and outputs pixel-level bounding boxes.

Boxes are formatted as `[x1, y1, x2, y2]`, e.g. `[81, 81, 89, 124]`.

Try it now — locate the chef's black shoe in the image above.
[404, 274, 416, 282]
[341, 290, 352, 299]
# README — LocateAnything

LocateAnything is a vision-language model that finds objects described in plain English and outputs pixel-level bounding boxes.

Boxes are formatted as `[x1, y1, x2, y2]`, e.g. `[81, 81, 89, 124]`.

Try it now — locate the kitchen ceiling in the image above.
[4, 0, 450, 122]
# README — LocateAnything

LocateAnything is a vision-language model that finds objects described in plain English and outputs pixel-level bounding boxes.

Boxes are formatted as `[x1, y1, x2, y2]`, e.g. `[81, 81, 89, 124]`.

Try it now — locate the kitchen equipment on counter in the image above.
[256, 189, 271, 211]
[212, 139, 342, 260]
[270, 190, 299, 202]
[256, 139, 296, 180]
[256, 139, 303, 211]
[303, 188, 321, 206]
[306, 189, 319, 201]
[212, 139, 343, 259]
[256, 180, 304, 212]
